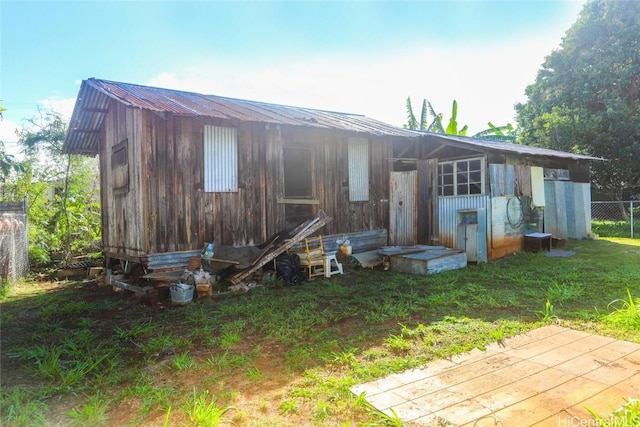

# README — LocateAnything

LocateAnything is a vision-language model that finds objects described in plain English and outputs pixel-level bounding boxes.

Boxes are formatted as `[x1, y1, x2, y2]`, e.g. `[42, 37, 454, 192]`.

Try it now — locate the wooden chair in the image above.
[294, 236, 343, 279]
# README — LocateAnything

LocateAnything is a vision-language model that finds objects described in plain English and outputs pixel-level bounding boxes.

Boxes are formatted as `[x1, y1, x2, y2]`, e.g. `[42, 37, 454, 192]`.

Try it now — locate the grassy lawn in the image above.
[1, 237, 639, 426]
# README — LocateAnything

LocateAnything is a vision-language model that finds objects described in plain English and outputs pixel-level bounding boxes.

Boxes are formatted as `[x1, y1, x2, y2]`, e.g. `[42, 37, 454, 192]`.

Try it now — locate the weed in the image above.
[327, 347, 358, 367]
[384, 334, 412, 354]
[141, 332, 192, 358]
[0, 278, 9, 299]
[174, 351, 197, 370]
[183, 388, 229, 426]
[65, 392, 111, 426]
[278, 400, 298, 415]
[246, 366, 263, 381]
[121, 375, 177, 420]
[603, 288, 640, 331]
[535, 299, 559, 323]
[586, 397, 640, 425]
[0, 389, 48, 427]
[206, 350, 250, 372]
[546, 280, 585, 305]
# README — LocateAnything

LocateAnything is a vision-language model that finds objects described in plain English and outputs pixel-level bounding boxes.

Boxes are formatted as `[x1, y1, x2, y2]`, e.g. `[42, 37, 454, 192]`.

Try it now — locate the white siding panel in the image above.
[204, 125, 238, 192]
[348, 137, 369, 202]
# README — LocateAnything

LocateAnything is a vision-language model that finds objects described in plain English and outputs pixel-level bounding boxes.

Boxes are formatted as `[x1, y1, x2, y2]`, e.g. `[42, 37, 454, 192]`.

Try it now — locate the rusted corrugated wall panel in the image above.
[438, 195, 489, 249]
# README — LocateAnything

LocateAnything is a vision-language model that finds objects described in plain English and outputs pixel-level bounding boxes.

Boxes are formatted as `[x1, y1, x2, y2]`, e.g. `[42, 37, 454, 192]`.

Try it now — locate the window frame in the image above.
[438, 157, 485, 197]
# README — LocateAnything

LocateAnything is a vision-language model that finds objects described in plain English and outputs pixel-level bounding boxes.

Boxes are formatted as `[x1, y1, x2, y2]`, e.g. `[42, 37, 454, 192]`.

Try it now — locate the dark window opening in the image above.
[284, 147, 313, 198]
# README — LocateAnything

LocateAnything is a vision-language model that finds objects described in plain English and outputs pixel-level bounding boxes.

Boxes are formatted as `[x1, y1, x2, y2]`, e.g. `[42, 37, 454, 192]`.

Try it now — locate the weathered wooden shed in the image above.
[62, 79, 420, 270]
[391, 133, 602, 261]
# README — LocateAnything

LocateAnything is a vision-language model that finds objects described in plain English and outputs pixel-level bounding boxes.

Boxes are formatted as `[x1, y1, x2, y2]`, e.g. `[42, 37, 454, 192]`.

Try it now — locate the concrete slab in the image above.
[351, 326, 640, 426]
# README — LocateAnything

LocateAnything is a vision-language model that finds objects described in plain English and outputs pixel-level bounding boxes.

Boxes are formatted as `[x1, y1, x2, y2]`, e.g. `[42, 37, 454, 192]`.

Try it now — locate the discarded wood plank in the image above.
[227, 213, 333, 285]
[112, 279, 146, 294]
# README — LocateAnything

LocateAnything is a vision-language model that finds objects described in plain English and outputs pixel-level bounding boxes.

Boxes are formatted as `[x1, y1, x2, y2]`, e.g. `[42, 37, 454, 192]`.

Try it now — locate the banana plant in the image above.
[405, 97, 515, 141]
[405, 97, 443, 132]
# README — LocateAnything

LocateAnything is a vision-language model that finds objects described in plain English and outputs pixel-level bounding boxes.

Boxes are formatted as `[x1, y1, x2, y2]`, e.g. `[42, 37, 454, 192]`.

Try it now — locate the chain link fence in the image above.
[591, 201, 639, 238]
[0, 201, 29, 282]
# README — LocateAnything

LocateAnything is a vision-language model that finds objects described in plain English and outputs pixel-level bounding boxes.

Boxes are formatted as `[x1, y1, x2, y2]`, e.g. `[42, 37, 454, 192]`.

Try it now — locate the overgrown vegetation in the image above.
[0, 110, 101, 266]
[516, 0, 640, 201]
[1, 238, 638, 426]
[592, 219, 640, 239]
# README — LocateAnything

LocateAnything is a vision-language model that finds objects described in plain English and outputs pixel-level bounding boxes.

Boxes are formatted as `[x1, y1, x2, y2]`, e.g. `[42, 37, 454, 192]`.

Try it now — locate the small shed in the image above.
[389, 133, 602, 261]
[63, 78, 420, 270]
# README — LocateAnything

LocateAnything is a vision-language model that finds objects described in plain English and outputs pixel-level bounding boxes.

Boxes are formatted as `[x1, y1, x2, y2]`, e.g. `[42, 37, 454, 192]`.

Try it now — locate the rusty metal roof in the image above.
[64, 78, 420, 155]
[420, 132, 603, 162]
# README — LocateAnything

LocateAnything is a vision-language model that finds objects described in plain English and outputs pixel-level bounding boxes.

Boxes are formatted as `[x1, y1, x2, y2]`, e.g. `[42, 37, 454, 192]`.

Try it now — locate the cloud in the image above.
[145, 31, 557, 135]
[41, 97, 76, 121]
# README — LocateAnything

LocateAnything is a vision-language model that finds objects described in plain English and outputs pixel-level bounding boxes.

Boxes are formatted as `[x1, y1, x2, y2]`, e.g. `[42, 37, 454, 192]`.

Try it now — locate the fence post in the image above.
[632, 201, 635, 239]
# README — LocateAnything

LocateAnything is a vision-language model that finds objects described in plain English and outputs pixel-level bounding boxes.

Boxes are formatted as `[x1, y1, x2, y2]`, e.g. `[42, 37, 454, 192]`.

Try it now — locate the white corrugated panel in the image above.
[348, 137, 369, 201]
[204, 125, 238, 192]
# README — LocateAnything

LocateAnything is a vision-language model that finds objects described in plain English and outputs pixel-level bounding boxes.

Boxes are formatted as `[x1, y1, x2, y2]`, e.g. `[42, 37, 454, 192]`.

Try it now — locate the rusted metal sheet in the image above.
[390, 170, 418, 245]
[438, 195, 489, 249]
[64, 79, 419, 155]
[544, 181, 591, 239]
[491, 196, 526, 249]
[490, 163, 533, 198]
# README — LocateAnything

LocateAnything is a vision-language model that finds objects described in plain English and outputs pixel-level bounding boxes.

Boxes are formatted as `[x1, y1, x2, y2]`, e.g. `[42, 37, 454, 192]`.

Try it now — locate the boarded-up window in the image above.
[204, 125, 238, 192]
[112, 139, 129, 194]
[438, 157, 484, 196]
[348, 137, 369, 201]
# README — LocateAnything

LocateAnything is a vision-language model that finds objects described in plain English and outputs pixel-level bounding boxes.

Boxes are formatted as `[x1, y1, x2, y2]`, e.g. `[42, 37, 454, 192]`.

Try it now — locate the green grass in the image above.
[0, 238, 639, 426]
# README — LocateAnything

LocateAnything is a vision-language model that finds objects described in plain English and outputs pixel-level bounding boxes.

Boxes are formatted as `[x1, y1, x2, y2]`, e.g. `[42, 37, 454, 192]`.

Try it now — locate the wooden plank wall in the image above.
[102, 109, 398, 259]
[101, 102, 145, 257]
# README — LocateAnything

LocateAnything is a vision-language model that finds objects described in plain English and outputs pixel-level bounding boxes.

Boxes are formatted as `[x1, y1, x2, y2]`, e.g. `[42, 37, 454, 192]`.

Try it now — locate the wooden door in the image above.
[390, 170, 418, 245]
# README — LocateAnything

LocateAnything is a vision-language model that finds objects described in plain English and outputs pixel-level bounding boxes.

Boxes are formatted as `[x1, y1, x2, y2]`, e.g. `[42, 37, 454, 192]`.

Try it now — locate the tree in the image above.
[4, 110, 100, 264]
[405, 97, 515, 141]
[515, 0, 640, 200]
[0, 104, 24, 194]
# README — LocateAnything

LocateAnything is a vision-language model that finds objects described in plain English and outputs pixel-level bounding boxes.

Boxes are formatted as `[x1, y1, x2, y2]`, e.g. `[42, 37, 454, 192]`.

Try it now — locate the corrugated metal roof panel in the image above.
[64, 78, 419, 154]
[420, 132, 603, 162]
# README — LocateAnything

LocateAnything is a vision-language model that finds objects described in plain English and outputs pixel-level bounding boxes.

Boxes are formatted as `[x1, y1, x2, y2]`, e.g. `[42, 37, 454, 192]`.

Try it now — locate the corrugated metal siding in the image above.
[348, 137, 369, 202]
[389, 171, 417, 245]
[204, 125, 238, 192]
[439, 195, 489, 248]
[544, 181, 591, 239]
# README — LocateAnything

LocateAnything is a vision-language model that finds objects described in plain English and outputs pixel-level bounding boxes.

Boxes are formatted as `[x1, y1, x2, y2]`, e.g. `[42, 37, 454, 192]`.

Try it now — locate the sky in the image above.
[1, 0, 586, 158]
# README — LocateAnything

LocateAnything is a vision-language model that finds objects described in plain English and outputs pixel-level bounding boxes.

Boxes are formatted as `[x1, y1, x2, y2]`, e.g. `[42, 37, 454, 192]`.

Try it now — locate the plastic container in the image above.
[170, 283, 194, 305]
